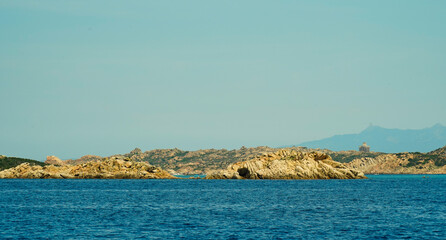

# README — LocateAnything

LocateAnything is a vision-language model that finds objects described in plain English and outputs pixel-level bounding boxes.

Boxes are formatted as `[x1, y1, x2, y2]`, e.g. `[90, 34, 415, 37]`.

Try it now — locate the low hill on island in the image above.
[345, 146, 446, 174]
[0, 155, 46, 171]
[297, 124, 446, 153]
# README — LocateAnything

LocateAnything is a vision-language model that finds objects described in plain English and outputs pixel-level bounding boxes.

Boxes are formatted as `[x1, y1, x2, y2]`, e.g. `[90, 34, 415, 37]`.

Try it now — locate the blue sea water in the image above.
[1, 175, 445, 239]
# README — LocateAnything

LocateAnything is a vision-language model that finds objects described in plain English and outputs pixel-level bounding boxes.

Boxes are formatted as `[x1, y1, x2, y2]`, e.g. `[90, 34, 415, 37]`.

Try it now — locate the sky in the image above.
[1, 1, 445, 160]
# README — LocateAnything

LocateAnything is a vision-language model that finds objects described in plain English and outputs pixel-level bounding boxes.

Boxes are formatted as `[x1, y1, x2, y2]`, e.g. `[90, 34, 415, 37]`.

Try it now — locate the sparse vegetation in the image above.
[330, 152, 382, 163]
[404, 153, 445, 167]
[0, 156, 46, 171]
[120, 147, 309, 174]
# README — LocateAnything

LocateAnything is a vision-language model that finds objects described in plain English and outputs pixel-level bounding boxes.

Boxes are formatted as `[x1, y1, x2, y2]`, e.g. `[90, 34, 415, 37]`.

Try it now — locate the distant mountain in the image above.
[297, 124, 446, 153]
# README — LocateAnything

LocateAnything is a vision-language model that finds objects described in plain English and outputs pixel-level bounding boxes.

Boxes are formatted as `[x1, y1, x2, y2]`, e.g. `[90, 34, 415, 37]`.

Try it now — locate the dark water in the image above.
[1, 175, 445, 239]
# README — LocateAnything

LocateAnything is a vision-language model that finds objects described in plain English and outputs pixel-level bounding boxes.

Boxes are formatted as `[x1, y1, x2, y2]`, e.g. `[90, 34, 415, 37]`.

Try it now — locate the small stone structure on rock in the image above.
[359, 142, 370, 153]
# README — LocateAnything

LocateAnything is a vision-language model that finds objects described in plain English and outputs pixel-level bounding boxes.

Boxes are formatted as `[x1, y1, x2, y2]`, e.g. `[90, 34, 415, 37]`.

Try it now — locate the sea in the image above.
[1, 175, 445, 239]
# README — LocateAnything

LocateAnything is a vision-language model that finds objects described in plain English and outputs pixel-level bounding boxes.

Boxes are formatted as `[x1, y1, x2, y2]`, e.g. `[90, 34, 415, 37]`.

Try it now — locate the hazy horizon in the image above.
[3, 123, 446, 160]
[1, 1, 445, 160]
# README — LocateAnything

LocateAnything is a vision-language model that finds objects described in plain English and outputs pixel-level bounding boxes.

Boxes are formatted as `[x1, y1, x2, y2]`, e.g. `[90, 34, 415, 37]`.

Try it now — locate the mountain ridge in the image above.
[297, 124, 446, 153]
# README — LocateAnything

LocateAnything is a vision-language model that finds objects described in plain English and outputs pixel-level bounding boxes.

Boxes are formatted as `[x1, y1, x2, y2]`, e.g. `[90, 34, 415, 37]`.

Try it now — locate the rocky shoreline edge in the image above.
[0, 156, 176, 179]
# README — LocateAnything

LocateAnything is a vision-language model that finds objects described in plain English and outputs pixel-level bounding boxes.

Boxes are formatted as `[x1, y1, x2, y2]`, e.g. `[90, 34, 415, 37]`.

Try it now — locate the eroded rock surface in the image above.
[0, 156, 176, 179]
[205, 149, 366, 179]
[346, 152, 446, 174]
[45, 156, 65, 166]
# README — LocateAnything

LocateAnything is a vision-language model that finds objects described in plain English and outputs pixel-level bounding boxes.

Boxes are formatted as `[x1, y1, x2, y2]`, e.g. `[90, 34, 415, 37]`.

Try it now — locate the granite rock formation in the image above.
[63, 155, 103, 165]
[0, 156, 176, 179]
[205, 149, 366, 179]
[45, 156, 65, 166]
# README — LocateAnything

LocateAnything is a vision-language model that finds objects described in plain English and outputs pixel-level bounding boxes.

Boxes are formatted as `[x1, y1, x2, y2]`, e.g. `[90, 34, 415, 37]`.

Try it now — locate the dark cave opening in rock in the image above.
[237, 168, 250, 178]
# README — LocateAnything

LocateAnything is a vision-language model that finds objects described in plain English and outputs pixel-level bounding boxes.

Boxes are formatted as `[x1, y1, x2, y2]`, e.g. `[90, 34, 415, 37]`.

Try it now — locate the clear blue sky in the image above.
[1, 1, 445, 160]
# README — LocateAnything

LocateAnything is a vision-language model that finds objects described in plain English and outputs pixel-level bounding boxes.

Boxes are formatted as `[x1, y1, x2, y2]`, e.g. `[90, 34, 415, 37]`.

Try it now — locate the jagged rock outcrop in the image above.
[129, 148, 142, 156]
[64, 155, 103, 165]
[205, 149, 366, 179]
[45, 156, 65, 166]
[0, 156, 176, 179]
[347, 154, 406, 174]
[44, 155, 103, 166]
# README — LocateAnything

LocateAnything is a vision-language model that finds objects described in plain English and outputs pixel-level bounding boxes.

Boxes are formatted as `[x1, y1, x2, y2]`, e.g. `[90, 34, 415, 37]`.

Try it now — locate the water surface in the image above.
[1, 175, 445, 239]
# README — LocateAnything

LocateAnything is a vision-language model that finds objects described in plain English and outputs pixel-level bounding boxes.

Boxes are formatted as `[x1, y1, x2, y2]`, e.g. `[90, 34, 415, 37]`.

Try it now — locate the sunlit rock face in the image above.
[205, 149, 367, 180]
[0, 156, 176, 179]
[45, 156, 65, 166]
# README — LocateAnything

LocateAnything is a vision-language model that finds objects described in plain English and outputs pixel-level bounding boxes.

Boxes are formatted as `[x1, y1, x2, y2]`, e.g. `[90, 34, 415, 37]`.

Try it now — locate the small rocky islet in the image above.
[0, 156, 175, 179]
[205, 149, 366, 179]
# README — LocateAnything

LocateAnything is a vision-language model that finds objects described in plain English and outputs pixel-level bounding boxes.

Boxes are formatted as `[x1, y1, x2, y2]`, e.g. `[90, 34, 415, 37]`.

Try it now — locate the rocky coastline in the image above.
[2, 145, 446, 178]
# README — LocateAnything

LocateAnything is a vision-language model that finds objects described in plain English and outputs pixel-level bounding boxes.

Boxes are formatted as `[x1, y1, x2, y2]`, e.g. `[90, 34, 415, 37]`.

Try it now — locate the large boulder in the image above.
[205, 149, 366, 179]
[45, 156, 65, 166]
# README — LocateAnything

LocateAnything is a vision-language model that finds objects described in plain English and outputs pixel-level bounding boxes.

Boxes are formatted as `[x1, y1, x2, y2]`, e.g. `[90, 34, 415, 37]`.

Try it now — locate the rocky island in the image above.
[0, 156, 176, 179]
[2, 145, 446, 178]
[205, 149, 366, 179]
